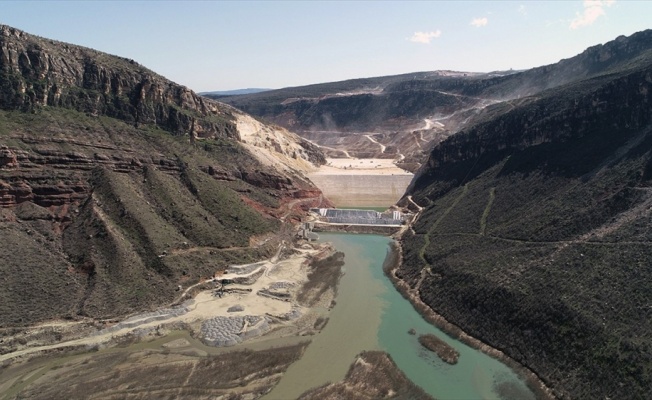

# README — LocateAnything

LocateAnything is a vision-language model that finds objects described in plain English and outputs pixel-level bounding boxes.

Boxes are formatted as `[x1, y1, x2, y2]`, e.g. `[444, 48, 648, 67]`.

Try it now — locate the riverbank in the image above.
[0, 333, 310, 399]
[384, 239, 556, 400]
[262, 234, 389, 399]
[0, 238, 349, 398]
[298, 351, 433, 400]
[0, 240, 338, 366]
[3, 228, 555, 400]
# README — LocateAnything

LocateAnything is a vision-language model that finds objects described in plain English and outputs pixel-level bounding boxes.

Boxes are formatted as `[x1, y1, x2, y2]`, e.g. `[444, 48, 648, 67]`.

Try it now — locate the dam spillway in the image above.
[307, 158, 413, 207]
[311, 207, 406, 226]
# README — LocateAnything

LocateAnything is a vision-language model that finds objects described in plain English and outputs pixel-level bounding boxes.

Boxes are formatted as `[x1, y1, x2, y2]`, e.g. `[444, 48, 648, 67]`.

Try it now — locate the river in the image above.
[266, 233, 536, 400]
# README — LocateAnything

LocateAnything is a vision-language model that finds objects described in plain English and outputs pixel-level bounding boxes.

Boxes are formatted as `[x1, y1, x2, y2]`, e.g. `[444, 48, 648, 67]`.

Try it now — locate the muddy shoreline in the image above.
[0, 239, 345, 399]
[417, 333, 459, 365]
[383, 239, 556, 400]
[0, 241, 338, 366]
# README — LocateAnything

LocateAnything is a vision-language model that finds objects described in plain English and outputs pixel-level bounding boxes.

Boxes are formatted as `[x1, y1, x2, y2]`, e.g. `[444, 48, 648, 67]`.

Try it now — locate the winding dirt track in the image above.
[0, 242, 324, 364]
[364, 134, 386, 153]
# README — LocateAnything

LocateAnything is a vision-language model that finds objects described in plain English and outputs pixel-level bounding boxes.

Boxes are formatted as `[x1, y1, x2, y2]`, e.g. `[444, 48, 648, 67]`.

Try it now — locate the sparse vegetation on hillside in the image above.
[400, 49, 652, 399]
[214, 30, 652, 169]
[0, 103, 294, 326]
[1, 24, 237, 139]
[1, 24, 329, 330]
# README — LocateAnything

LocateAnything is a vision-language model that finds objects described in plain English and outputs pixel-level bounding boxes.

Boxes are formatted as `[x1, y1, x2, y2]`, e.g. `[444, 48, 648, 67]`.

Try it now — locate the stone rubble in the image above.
[200, 315, 271, 347]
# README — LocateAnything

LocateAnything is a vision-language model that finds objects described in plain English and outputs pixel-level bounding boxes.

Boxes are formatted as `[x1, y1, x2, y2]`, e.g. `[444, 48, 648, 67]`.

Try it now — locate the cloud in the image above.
[518, 5, 527, 16]
[470, 17, 488, 27]
[409, 30, 442, 44]
[570, 0, 615, 29]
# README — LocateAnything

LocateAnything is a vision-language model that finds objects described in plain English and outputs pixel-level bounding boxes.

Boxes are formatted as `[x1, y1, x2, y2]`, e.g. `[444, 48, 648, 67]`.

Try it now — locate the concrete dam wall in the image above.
[307, 174, 413, 207]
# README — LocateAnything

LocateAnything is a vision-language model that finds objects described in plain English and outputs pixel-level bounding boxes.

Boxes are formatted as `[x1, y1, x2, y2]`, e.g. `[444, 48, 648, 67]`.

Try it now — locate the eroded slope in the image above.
[0, 25, 329, 329]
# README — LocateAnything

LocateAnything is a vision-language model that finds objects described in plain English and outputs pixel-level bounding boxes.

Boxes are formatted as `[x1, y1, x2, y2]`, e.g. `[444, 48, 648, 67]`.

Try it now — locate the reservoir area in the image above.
[267, 233, 536, 400]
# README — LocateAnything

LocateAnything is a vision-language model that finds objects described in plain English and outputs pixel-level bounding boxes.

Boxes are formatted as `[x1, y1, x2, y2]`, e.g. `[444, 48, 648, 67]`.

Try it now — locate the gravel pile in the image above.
[269, 281, 295, 290]
[227, 305, 245, 313]
[258, 289, 291, 300]
[201, 315, 271, 347]
[278, 307, 302, 321]
[232, 267, 266, 285]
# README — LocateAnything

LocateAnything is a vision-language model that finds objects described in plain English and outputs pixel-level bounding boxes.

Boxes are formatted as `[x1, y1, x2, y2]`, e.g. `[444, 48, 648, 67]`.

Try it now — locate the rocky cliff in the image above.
[0, 24, 236, 139]
[398, 33, 652, 399]
[0, 25, 329, 332]
[445, 29, 652, 100]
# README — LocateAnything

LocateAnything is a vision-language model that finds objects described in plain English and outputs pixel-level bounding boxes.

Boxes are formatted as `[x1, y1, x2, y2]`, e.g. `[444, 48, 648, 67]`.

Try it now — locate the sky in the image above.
[2, 1, 652, 92]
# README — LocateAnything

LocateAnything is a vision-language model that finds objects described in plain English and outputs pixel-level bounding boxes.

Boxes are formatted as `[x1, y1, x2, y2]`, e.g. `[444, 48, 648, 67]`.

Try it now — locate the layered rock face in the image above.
[0, 144, 180, 208]
[0, 25, 329, 329]
[0, 24, 236, 139]
[399, 34, 652, 400]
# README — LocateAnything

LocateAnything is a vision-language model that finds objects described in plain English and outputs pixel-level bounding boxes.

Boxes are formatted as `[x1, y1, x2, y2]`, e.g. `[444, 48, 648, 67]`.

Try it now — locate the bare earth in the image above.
[310, 157, 413, 176]
[0, 241, 335, 365]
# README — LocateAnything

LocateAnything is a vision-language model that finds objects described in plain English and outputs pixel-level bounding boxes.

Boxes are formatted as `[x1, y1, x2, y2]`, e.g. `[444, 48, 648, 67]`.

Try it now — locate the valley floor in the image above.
[0, 240, 341, 399]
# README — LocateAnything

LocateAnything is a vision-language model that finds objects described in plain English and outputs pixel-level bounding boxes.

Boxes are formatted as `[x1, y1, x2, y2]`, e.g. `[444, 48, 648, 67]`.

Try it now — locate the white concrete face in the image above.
[307, 173, 413, 207]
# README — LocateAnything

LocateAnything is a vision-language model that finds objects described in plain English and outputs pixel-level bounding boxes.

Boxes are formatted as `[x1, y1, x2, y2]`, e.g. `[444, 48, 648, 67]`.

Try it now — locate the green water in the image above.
[269, 233, 536, 399]
[263, 234, 386, 399]
[338, 206, 389, 212]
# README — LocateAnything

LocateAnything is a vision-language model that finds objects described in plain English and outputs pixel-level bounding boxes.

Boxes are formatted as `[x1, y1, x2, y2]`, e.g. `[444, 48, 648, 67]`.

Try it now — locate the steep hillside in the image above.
[0, 26, 237, 139]
[0, 25, 328, 328]
[213, 30, 652, 170]
[397, 44, 652, 399]
[210, 71, 490, 167]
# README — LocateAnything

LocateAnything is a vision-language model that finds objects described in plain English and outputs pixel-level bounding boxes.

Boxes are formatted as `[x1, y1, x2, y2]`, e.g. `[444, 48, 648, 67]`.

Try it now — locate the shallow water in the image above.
[263, 234, 386, 399]
[266, 233, 536, 399]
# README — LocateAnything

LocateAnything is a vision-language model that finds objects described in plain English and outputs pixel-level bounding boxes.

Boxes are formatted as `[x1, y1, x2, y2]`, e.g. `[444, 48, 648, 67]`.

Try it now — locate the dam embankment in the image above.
[307, 157, 413, 207]
[307, 173, 413, 207]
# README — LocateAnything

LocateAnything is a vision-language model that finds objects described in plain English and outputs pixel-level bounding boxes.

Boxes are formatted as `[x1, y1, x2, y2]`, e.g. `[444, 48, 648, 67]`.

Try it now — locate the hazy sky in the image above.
[2, 1, 651, 92]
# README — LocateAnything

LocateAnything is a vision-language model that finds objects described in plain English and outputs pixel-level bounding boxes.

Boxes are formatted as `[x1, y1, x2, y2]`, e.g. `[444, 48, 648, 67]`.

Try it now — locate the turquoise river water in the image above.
[266, 233, 536, 400]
